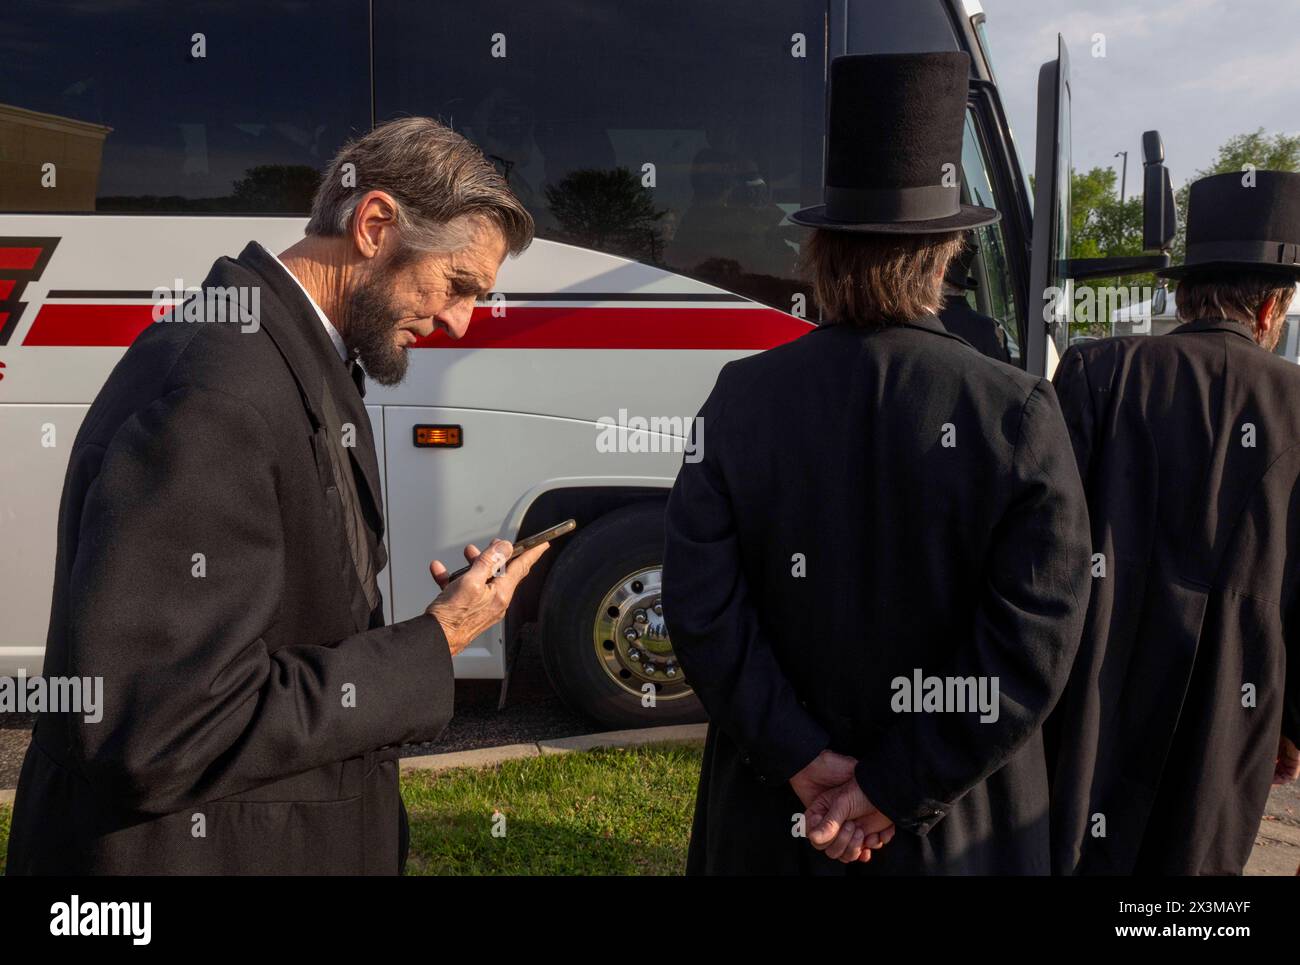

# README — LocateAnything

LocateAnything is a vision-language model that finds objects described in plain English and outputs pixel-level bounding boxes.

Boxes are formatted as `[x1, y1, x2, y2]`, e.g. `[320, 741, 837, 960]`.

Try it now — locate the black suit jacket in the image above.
[938, 293, 1012, 364]
[1049, 318, 1300, 875]
[663, 315, 1090, 874]
[5, 242, 454, 875]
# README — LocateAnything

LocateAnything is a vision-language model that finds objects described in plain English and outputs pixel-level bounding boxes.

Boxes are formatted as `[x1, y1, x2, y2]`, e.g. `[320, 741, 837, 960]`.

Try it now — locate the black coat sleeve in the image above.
[65, 386, 454, 815]
[1051, 345, 1097, 484]
[663, 366, 831, 784]
[852, 380, 1092, 833]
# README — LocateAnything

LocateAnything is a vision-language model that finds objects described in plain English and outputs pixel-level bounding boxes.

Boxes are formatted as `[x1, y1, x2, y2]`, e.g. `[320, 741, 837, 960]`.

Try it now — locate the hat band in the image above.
[1186, 239, 1300, 267]
[823, 184, 961, 223]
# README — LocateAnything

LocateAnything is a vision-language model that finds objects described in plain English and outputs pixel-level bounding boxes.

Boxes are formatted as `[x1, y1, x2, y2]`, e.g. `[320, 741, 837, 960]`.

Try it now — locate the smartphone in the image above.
[444, 519, 577, 583]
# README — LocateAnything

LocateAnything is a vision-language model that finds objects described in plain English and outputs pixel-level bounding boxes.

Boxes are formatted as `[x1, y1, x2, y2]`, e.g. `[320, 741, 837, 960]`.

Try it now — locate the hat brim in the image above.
[1157, 259, 1300, 280]
[788, 203, 1000, 234]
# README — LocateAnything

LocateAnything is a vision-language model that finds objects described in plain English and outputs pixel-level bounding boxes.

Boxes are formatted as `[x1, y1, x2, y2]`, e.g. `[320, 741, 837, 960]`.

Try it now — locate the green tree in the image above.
[1068, 166, 1148, 334]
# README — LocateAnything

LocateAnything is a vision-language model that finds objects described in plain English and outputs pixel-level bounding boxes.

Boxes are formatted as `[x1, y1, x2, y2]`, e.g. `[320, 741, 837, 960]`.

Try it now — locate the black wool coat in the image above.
[5, 242, 454, 875]
[1049, 317, 1300, 875]
[663, 315, 1091, 875]
[938, 294, 1012, 364]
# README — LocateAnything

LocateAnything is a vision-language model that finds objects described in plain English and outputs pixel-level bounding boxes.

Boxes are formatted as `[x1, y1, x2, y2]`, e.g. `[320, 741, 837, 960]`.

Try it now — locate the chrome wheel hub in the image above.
[593, 566, 691, 700]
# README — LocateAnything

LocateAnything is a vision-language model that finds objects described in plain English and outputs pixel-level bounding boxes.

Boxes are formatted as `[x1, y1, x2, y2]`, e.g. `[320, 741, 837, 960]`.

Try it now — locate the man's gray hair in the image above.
[306, 116, 534, 257]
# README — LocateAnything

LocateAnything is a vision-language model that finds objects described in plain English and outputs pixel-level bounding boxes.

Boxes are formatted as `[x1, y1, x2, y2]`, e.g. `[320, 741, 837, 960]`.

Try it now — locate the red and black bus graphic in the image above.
[0, 235, 814, 349]
[0, 237, 60, 346]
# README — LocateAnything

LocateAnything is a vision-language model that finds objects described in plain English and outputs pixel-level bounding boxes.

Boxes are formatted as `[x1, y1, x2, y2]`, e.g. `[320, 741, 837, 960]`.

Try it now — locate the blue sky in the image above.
[982, 0, 1300, 193]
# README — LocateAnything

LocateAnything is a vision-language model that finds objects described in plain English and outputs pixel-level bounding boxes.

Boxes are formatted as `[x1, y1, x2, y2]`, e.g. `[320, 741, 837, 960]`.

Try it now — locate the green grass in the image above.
[0, 742, 702, 876]
[403, 742, 701, 875]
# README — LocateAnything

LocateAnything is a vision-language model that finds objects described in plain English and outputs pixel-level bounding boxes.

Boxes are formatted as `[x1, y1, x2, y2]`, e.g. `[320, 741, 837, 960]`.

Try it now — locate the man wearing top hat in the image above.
[662, 51, 1091, 874]
[1048, 170, 1300, 875]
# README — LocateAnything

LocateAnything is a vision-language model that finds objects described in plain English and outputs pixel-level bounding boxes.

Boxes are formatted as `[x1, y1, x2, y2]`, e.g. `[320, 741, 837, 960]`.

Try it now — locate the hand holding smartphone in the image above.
[444, 519, 577, 583]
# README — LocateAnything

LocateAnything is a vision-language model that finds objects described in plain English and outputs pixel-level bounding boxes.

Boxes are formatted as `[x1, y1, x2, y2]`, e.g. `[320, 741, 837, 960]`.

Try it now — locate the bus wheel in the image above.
[538, 501, 706, 730]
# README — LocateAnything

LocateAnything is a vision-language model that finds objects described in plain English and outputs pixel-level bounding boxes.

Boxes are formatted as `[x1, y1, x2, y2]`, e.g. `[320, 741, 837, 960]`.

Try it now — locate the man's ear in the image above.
[350, 190, 400, 261]
[1256, 292, 1281, 338]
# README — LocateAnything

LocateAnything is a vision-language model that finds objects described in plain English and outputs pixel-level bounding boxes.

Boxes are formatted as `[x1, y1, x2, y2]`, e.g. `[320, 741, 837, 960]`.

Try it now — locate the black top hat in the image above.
[791, 52, 999, 234]
[1158, 170, 1300, 279]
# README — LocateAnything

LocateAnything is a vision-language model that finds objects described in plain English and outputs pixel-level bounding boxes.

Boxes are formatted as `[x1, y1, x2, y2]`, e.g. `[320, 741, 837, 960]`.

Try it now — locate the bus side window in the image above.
[0, 0, 369, 214]
[960, 110, 1021, 365]
[373, 0, 827, 318]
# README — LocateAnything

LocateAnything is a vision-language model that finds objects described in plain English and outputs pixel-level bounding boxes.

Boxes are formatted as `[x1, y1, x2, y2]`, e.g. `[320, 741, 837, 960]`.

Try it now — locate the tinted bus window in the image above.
[846, 0, 959, 55]
[374, 0, 827, 315]
[962, 110, 1020, 363]
[0, 0, 370, 214]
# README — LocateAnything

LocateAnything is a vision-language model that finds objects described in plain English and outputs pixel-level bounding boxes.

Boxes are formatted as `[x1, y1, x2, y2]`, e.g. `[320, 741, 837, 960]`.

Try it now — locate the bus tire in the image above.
[538, 501, 706, 730]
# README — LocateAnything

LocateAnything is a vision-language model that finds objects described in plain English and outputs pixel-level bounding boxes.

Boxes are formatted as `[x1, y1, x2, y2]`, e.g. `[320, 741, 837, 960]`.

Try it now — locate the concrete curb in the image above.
[400, 723, 707, 774]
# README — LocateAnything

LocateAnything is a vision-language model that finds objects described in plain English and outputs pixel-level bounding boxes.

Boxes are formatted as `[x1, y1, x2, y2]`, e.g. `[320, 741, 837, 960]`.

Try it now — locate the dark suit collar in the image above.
[899, 310, 973, 347]
[820, 312, 975, 349]
[1171, 316, 1257, 344]
[217, 241, 384, 522]
[219, 241, 356, 418]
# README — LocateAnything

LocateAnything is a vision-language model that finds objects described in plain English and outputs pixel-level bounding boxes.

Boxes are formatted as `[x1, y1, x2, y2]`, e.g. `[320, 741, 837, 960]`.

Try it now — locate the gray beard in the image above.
[341, 266, 410, 386]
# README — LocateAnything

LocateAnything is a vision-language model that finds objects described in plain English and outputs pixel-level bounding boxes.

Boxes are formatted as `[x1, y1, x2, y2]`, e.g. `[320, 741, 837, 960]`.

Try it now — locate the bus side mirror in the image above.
[1068, 130, 1177, 280]
[1143, 130, 1176, 251]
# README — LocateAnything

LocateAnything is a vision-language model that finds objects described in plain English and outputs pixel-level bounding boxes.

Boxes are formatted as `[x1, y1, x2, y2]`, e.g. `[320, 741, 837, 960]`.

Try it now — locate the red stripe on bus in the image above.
[21, 303, 813, 348]
[24, 304, 158, 346]
[0, 280, 15, 300]
[413, 305, 813, 349]
[0, 247, 43, 270]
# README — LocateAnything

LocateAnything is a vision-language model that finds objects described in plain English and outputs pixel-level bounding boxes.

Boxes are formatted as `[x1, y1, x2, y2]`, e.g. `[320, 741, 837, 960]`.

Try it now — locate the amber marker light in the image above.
[413, 424, 463, 448]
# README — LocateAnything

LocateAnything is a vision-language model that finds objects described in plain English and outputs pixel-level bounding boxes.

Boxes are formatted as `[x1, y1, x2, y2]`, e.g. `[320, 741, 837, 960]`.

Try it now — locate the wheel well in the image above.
[504, 486, 667, 649]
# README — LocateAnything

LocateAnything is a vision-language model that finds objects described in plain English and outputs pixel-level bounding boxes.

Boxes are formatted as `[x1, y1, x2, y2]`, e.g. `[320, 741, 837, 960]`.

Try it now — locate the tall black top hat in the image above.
[791, 51, 999, 234]
[1158, 170, 1300, 279]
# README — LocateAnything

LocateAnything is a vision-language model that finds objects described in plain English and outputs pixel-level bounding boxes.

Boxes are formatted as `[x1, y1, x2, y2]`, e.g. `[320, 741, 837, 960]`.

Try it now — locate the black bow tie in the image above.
[347, 358, 366, 398]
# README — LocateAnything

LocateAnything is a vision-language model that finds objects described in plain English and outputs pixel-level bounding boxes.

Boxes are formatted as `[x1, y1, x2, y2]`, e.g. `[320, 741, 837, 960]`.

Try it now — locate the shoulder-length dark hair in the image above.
[799, 228, 965, 325]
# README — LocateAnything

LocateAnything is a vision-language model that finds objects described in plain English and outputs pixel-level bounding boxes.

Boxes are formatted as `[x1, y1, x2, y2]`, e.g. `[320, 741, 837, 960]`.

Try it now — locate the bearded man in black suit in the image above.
[6, 117, 549, 875]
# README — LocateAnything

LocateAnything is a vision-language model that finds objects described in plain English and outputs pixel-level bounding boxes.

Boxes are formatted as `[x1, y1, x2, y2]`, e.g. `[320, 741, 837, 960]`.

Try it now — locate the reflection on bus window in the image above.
[374, 0, 826, 316]
[0, 0, 369, 214]
[958, 110, 1019, 364]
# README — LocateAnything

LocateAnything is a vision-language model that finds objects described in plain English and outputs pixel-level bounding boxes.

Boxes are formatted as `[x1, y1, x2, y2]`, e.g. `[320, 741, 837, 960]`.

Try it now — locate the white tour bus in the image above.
[0, 0, 1172, 726]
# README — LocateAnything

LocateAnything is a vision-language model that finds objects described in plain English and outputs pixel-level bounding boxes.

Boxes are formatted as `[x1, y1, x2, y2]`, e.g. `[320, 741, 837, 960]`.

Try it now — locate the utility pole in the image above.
[1114, 150, 1128, 204]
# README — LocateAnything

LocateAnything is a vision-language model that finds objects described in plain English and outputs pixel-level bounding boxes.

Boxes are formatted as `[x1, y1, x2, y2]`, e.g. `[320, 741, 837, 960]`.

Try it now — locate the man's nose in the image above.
[439, 300, 476, 340]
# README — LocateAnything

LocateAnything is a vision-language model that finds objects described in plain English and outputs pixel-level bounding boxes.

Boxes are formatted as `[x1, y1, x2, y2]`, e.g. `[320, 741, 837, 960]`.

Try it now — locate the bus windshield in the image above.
[975, 14, 1034, 213]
